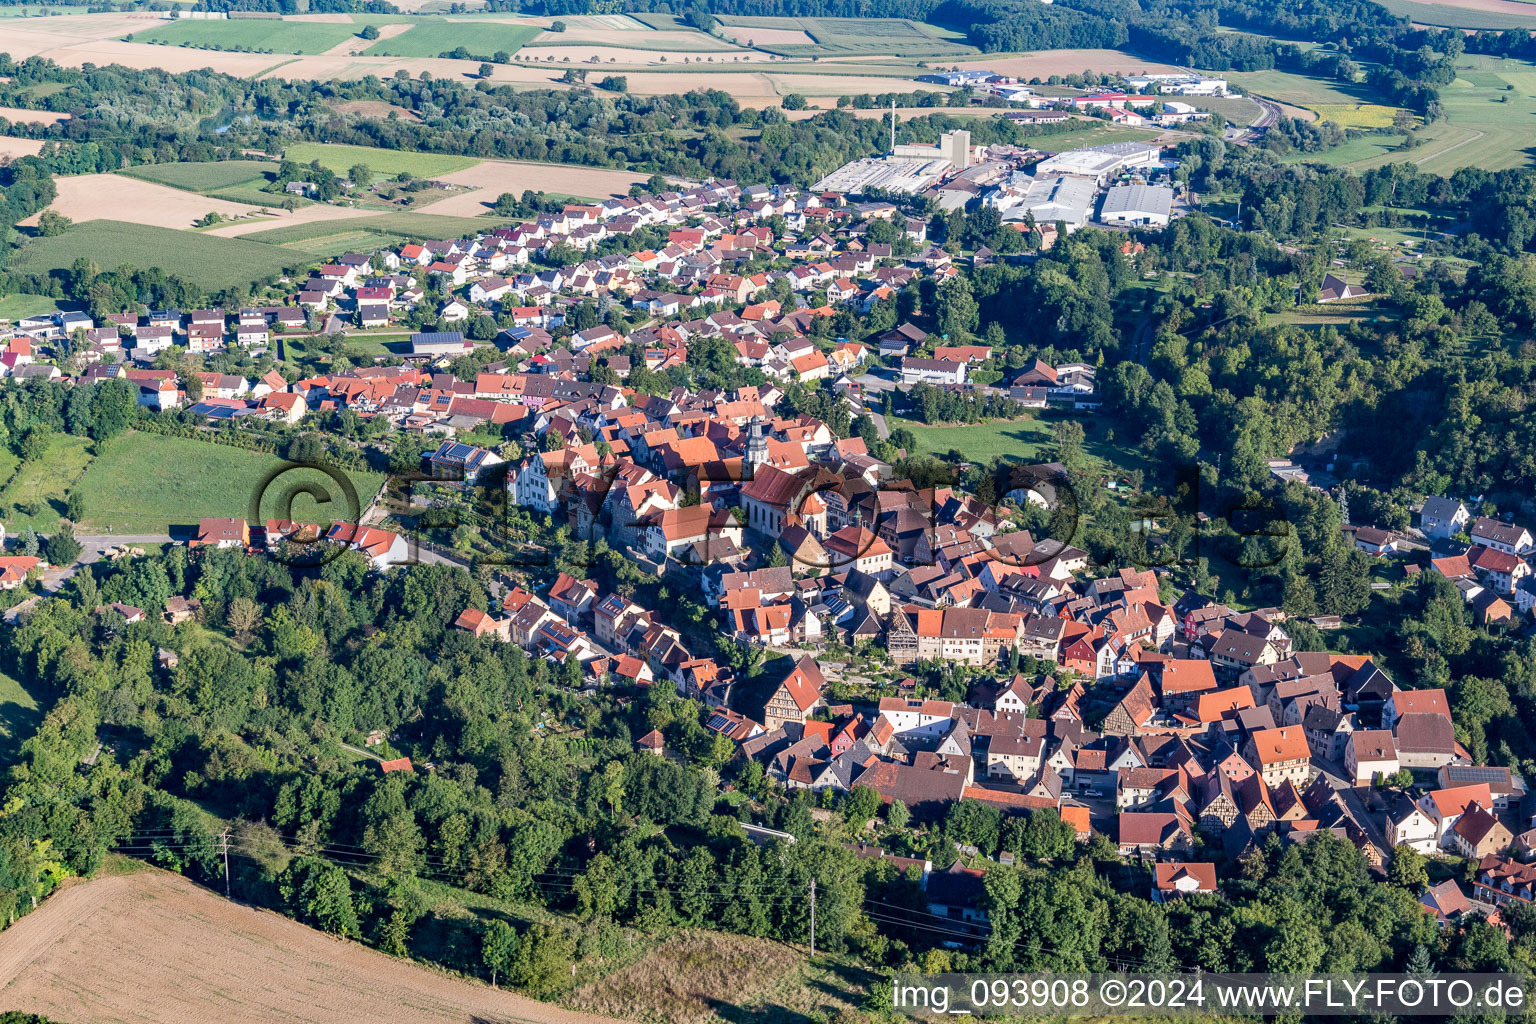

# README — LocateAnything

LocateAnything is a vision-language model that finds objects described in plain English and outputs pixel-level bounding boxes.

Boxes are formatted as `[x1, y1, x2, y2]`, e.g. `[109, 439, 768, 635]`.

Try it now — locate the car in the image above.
[1083, 788, 1105, 798]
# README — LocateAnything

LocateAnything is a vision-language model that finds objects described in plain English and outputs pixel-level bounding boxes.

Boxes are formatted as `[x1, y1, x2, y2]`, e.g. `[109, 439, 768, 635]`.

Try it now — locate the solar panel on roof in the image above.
[1449, 766, 1507, 783]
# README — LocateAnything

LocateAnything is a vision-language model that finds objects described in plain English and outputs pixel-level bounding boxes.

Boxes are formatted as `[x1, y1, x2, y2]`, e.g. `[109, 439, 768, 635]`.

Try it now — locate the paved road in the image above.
[866, 409, 891, 440]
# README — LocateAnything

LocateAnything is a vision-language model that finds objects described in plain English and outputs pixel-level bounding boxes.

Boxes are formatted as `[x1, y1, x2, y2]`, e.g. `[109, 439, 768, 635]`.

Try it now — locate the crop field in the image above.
[9, 220, 307, 291]
[363, 20, 541, 57]
[130, 17, 374, 54]
[0, 867, 628, 1024]
[0, 433, 94, 531]
[74, 432, 386, 535]
[237, 209, 518, 246]
[121, 158, 279, 193]
[1376, 0, 1536, 29]
[713, 14, 971, 57]
[1311, 102, 1405, 128]
[282, 141, 480, 178]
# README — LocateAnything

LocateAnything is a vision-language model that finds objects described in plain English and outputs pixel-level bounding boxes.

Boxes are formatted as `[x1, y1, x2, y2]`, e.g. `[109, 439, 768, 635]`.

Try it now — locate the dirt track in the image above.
[0, 867, 631, 1024]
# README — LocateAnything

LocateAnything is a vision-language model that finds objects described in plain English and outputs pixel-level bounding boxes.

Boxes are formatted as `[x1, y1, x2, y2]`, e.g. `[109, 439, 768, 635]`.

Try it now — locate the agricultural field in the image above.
[363, 19, 542, 57]
[0, 136, 45, 159]
[1376, 0, 1536, 29]
[713, 15, 972, 57]
[424, 158, 649, 213]
[0, 867, 629, 1024]
[32, 173, 263, 230]
[121, 158, 279, 193]
[0, 668, 45, 767]
[130, 17, 380, 54]
[950, 49, 1186, 79]
[282, 141, 480, 179]
[8, 220, 308, 291]
[236, 209, 521, 247]
[1311, 102, 1404, 128]
[0, 433, 95, 532]
[0, 105, 69, 125]
[1225, 68, 1385, 110]
[1291, 55, 1536, 174]
[73, 432, 387, 535]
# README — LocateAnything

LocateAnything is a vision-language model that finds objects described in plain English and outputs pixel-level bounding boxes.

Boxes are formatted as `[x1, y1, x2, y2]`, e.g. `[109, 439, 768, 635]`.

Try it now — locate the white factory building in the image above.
[813, 130, 975, 195]
[986, 173, 1098, 231]
[1098, 182, 1175, 227]
[1123, 74, 1229, 96]
[1034, 141, 1162, 185]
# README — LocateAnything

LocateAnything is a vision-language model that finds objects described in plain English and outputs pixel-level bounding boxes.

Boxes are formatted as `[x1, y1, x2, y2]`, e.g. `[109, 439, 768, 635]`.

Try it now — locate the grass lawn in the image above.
[121, 159, 278, 193]
[9, 221, 308, 291]
[0, 668, 47, 767]
[363, 20, 541, 57]
[130, 17, 381, 54]
[0, 293, 72, 321]
[1271, 54, 1536, 174]
[0, 433, 95, 531]
[73, 432, 387, 534]
[889, 412, 1148, 481]
[282, 142, 480, 179]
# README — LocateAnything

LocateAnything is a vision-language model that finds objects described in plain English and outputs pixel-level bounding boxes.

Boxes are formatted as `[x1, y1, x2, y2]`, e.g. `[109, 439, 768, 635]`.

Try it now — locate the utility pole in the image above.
[220, 827, 231, 899]
[808, 877, 817, 956]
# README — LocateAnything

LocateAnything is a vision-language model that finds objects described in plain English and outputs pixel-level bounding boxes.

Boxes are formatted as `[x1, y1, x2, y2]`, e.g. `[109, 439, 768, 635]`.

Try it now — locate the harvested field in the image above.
[322, 21, 412, 55]
[950, 49, 1188, 78]
[425, 158, 649, 212]
[30, 173, 259, 228]
[0, 105, 69, 124]
[0, 867, 631, 1024]
[716, 22, 816, 47]
[0, 136, 45, 159]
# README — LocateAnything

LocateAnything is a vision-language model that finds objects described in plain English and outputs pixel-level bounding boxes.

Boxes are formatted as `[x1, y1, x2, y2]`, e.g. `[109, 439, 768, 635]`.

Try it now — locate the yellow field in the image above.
[1313, 103, 1406, 128]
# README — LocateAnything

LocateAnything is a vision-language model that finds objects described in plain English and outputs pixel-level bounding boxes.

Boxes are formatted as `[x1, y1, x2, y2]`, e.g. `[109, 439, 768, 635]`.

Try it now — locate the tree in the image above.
[1387, 844, 1428, 892]
[359, 23, 380, 39]
[37, 209, 71, 237]
[843, 785, 881, 827]
[64, 490, 85, 523]
[481, 920, 517, 987]
[478, 63, 494, 80]
[782, 93, 807, 111]
[349, 164, 373, 189]
[226, 597, 261, 645]
[887, 799, 909, 830]
[43, 525, 82, 567]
